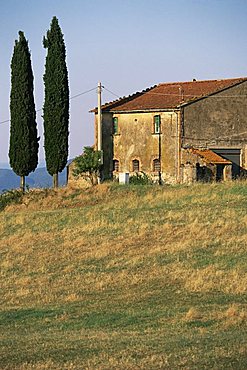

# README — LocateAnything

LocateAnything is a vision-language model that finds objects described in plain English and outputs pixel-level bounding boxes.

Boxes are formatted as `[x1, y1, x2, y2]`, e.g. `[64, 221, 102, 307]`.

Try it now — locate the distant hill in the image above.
[0, 166, 67, 192]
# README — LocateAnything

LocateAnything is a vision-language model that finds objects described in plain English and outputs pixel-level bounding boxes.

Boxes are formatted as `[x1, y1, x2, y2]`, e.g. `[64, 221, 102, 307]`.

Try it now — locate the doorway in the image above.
[212, 149, 241, 179]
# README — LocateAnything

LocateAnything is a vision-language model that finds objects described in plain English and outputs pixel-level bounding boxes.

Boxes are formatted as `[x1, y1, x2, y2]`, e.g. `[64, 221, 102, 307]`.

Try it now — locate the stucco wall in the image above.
[93, 81, 247, 184]
[96, 111, 180, 183]
[67, 161, 92, 188]
[181, 148, 232, 183]
[95, 112, 113, 179]
[182, 81, 247, 170]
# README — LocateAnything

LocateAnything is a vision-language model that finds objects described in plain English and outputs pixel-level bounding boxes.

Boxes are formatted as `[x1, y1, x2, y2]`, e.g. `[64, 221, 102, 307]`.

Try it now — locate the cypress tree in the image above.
[9, 31, 39, 192]
[43, 16, 69, 188]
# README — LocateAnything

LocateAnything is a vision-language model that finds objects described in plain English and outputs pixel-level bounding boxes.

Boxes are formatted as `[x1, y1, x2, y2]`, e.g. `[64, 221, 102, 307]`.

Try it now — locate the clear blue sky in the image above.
[0, 0, 247, 165]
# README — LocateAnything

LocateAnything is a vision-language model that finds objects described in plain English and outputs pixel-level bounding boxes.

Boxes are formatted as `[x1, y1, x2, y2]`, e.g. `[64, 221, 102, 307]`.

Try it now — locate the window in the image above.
[153, 159, 161, 172]
[113, 159, 119, 172]
[113, 117, 118, 134]
[153, 115, 161, 134]
[132, 159, 140, 172]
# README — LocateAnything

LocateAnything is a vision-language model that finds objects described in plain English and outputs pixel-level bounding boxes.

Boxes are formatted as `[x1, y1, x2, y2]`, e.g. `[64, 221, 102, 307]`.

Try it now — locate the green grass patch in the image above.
[1, 181, 247, 369]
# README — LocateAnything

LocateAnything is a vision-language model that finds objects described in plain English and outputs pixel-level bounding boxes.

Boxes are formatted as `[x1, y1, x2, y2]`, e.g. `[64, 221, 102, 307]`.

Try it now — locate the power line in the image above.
[0, 86, 98, 126]
[102, 86, 121, 98]
[0, 119, 11, 125]
[2, 84, 247, 126]
[101, 85, 247, 99]
[102, 84, 247, 142]
[141, 91, 247, 98]
[179, 129, 247, 143]
[68, 86, 98, 100]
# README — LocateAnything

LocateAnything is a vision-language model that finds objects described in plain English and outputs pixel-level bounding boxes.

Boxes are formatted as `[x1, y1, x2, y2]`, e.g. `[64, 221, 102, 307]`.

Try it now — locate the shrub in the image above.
[72, 147, 102, 185]
[129, 172, 152, 185]
[0, 189, 24, 211]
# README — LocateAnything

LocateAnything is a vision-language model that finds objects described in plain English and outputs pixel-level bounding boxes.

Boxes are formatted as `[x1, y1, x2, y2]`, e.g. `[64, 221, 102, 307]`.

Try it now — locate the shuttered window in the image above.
[132, 159, 140, 172]
[154, 115, 161, 134]
[153, 159, 161, 172]
[113, 117, 118, 134]
[113, 159, 119, 172]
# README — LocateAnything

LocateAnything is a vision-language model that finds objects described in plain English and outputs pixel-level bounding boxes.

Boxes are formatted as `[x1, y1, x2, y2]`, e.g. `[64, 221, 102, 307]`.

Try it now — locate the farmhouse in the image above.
[93, 77, 247, 184]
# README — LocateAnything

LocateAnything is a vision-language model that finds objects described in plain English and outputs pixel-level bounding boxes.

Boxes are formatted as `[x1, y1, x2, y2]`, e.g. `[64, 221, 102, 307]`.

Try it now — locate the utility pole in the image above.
[97, 82, 102, 152]
[97, 82, 103, 183]
[158, 129, 162, 185]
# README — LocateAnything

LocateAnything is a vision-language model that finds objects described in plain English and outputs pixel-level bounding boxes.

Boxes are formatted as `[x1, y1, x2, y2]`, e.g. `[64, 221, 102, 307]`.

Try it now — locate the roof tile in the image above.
[190, 148, 232, 164]
[101, 77, 247, 112]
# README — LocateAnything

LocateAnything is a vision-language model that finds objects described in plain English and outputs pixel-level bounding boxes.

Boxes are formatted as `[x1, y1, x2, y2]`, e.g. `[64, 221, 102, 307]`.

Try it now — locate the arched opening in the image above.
[132, 159, 140, 172]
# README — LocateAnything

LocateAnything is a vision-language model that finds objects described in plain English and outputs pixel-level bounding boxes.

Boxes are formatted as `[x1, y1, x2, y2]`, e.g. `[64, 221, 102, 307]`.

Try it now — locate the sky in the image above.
[0, 0, 247, 166]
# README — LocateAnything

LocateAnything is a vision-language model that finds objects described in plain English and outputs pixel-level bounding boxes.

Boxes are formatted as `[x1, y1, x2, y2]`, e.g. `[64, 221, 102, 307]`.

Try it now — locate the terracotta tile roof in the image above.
[190, 148, 232, 164]
[99, 77, 247, 112]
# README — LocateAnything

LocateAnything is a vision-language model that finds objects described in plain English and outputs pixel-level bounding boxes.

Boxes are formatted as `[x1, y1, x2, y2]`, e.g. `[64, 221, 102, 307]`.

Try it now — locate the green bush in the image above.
[0, 189, 23, 211]
[73, 147, 102, 185]
[129, 172, 152, 185]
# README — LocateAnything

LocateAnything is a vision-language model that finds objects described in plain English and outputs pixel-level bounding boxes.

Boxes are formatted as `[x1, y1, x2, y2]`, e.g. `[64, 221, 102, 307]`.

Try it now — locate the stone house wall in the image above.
[95, 110, 181, 184]
[67, 161, 95, 188]
[180, 149, 232, 183]
[182, 81, 247, 172]
[91, 81, 247, 184]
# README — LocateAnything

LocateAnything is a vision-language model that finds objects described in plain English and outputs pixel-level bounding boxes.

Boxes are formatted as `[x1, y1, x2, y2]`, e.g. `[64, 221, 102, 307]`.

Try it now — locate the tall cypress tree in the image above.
[43, 16, 69, 188]
[9, 31, 39, 192]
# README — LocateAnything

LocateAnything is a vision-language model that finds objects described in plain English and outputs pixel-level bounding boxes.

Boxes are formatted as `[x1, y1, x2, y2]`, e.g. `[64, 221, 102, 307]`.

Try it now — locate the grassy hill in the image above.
[0, 182, 247, 369]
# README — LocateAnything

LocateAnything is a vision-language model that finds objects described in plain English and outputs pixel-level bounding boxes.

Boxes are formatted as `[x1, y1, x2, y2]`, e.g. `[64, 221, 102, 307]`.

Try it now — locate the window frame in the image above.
[153, 115, 161, 134]
[132, 159, 140, 172]
[113, 117, 118, 135]
[153, 158, 161, 172]
[113, 159, 119, 172]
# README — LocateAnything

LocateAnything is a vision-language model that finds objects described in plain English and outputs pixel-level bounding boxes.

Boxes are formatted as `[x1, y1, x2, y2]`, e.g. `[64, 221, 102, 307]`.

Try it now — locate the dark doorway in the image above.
[212, 149, 241, 179]
[196, 163, 213, 182]
[216, 164, 224, 181]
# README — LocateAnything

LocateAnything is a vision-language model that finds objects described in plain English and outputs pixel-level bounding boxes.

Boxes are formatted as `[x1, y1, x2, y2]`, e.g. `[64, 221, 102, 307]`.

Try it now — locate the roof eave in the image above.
[106, 108, 179, 113]
[208, 161, 232, 165]
[91, 107, 180, 114]
[179, 79, 247, 108]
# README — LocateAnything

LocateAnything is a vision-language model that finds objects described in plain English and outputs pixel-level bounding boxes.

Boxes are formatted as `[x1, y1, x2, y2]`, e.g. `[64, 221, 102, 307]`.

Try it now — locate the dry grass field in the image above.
[0, 181, 247, 369]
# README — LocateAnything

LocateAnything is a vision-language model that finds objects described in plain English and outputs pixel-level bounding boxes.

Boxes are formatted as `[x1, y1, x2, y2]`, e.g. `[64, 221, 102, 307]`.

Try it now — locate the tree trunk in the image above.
[20, 175, 25, 192]
[53, 173, 58, 188]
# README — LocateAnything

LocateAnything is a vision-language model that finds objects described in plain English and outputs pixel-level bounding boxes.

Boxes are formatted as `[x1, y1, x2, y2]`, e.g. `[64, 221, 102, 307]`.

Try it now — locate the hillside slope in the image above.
[0, 182, 247, 369]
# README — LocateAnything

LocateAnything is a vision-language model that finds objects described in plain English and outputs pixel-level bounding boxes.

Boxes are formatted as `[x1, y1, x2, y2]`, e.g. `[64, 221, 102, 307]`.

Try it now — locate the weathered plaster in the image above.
[91, 81, 247, 184]
[182, 81, 247, 171]
[96, 111, 180, 183]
